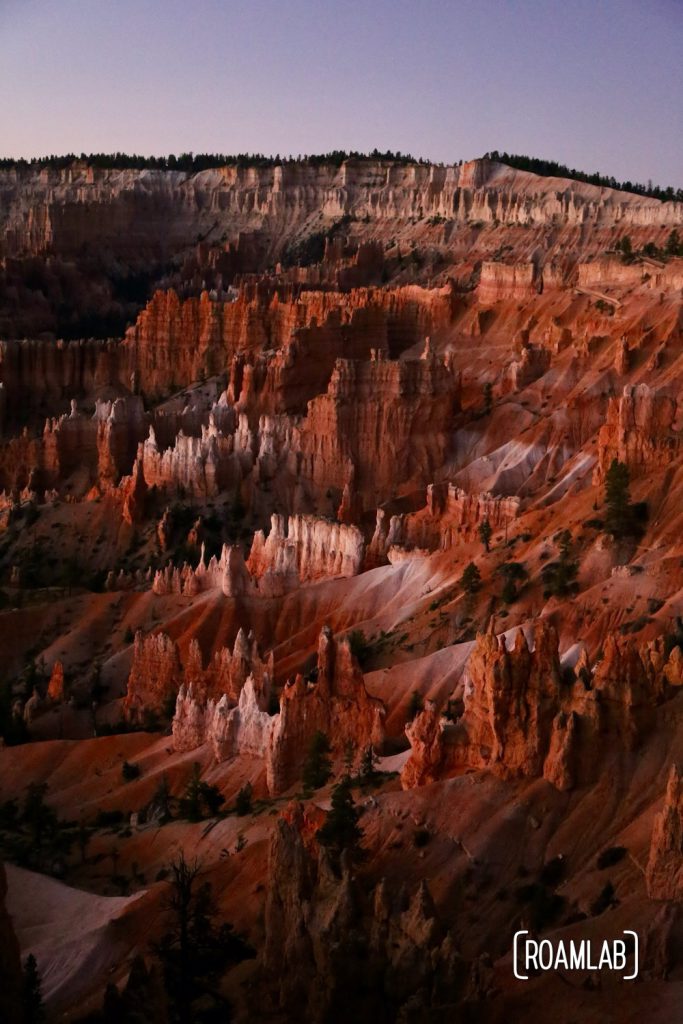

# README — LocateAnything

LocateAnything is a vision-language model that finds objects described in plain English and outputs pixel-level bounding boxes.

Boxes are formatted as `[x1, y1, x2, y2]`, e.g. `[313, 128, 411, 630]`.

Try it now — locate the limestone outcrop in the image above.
[401, 624, 683, 790]
[173, 627, 384, 796]
[47, 659, 66, 702]
[478, 261, 538, 303]
[368, 483, 519, 564]
[172, 629, 273, 752]
[124, 631, 182, 723]
[266, 627, 385, 794]
[296, 344, 460, 510]
[247, 514, 364, 593]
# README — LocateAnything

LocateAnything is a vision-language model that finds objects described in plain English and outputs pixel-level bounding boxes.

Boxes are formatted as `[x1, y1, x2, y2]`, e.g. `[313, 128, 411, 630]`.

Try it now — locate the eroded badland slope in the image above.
[1, 156, 683, 1022]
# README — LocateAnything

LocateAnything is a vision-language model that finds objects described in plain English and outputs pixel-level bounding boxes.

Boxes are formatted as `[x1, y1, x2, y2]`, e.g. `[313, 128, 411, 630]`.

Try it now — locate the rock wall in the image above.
[124, 280, 456, 404]
[478, 261, 538, 303]
[0, 337, 122, 427]
[5, 159, 679, 263]
[0, 395, 147, 493]
[296, 344, 460, 510]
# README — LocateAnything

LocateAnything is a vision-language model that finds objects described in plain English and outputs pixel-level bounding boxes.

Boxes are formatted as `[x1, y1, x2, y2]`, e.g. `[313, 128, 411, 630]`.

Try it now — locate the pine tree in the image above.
[179, 763, 203, 822]
[483, 382, 493, 415]
[604, 458, 637, 537]
[316, 776, 364, 868]
[496, 561, 528, 604]
[179, 763, 224, 822]
[541, 530, 578, 597]
[155, 853, 253, 1022]
[23, 954, 45, 1024]
[665, 229, 681, 257]
[235, 783, 252, 816]
[152, 773, 172, 822]
[407, 690, 424, 721]
[343, 740, 356, 776]
[22, 782, 58, 850]
[359, 745, 378, 783]
[478, 518, 492, 552]
[460, 562, 482, 596]
[302, 730, 332, 792]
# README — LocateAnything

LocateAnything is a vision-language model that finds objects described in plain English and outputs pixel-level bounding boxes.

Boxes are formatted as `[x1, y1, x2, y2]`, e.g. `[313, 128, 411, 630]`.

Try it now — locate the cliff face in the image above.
[123, 281, 456, 404]
[296, 344, 460, 509]
[478, 261, 538, 303]
[0, 395, 147, 494]
[3, 159, 680, 261]
[0, 337, 122, 428]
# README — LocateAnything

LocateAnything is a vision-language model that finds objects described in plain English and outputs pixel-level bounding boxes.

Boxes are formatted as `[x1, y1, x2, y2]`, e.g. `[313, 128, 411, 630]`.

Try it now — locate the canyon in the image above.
[0, 155, 683, 1023]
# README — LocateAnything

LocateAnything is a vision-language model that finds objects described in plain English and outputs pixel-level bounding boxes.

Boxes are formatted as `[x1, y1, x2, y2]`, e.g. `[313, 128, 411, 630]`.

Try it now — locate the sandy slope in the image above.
[5, 864, 151, 1013]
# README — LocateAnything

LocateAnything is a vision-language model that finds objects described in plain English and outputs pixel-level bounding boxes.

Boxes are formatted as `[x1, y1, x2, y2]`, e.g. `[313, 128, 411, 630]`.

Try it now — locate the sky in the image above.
[1, 0, 682, 187]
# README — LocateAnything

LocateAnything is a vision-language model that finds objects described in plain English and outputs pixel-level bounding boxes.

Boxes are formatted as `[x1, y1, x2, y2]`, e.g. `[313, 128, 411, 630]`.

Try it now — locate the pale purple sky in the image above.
[2, 0, 682, 187]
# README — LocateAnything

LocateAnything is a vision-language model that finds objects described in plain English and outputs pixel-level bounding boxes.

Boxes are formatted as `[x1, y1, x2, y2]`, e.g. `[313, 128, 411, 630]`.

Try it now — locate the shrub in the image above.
[460, 562, 481, 596]
[121, 761, 140, 782]
[348, 629, 373, 669]
[596, 846, 627, 870]
[95, 809, 124, 829]
[316, 776, 364, 869]
[515, 882, 566, 931]
[496, 561, 528, 604]
[235, 783, 253, 817]
[539, 855, 566, 887]
[407, 691, 424, 722]
[413, 827, 431, 848]
[590, 882, 616, 916]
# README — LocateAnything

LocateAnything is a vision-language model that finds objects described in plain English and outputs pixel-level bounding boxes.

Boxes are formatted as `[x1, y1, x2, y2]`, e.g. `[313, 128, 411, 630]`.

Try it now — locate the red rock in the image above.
[594, 384, 680, 483]
[47, 659, 65, 702]
[124, 631, 182, 722]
